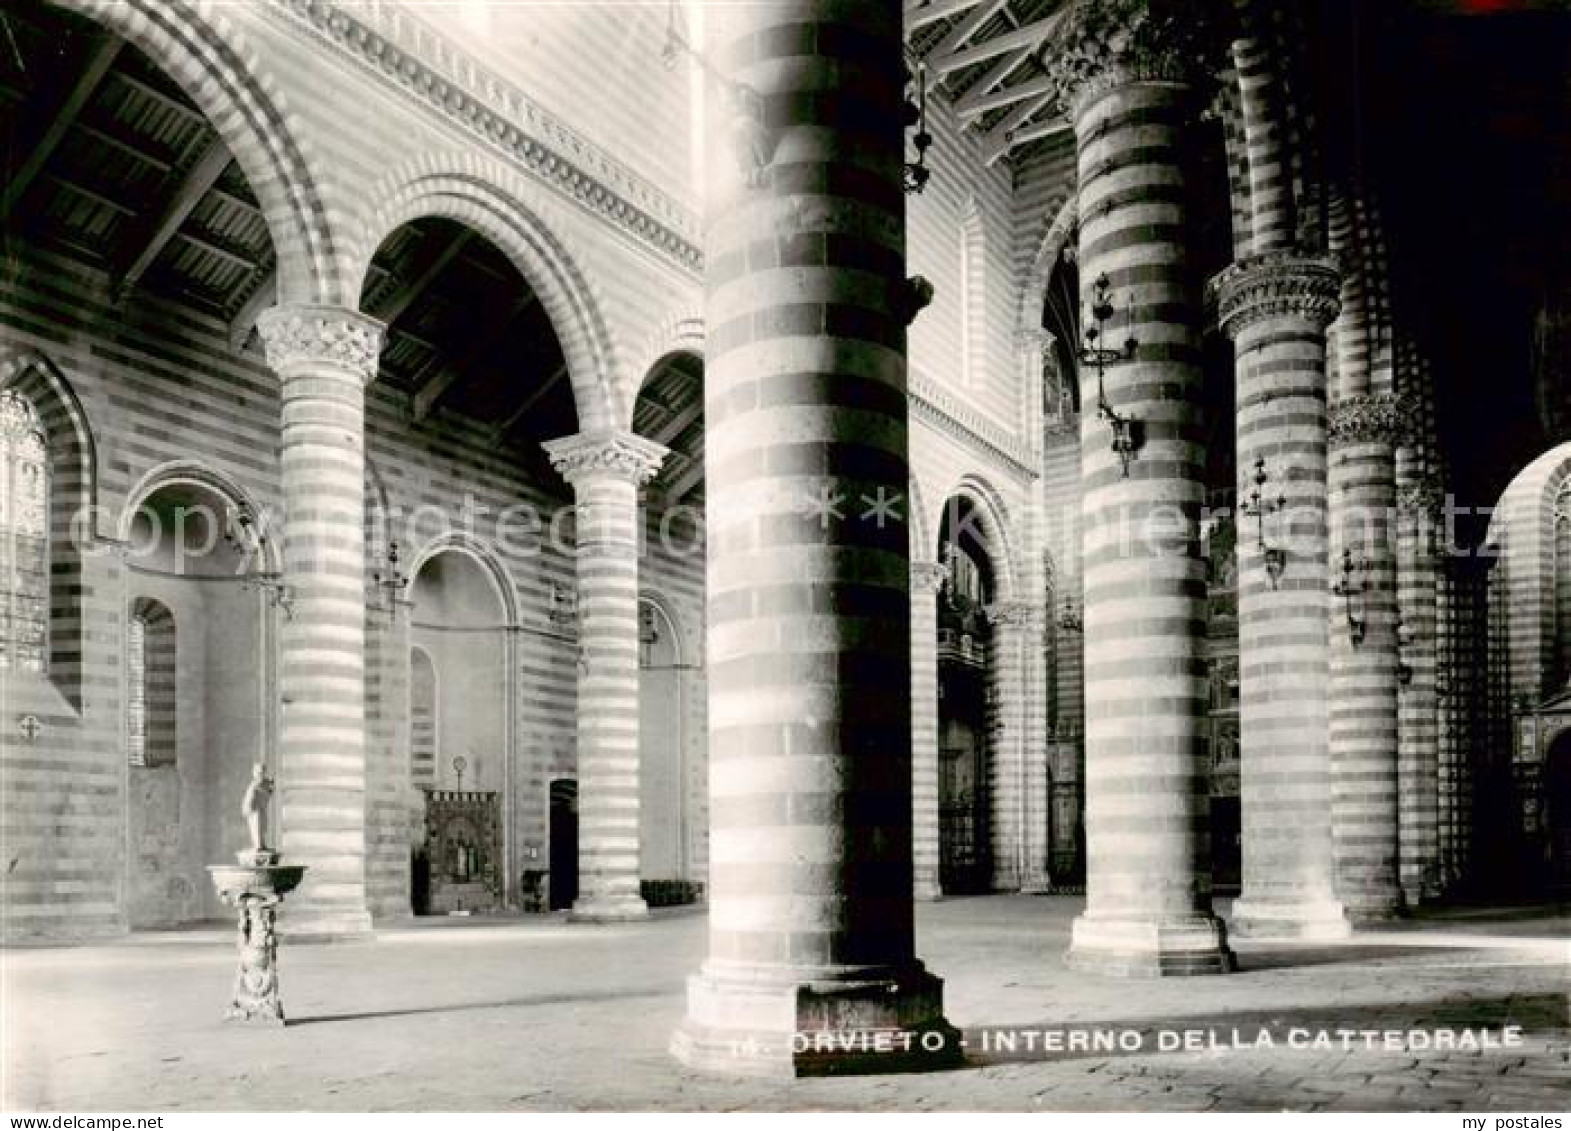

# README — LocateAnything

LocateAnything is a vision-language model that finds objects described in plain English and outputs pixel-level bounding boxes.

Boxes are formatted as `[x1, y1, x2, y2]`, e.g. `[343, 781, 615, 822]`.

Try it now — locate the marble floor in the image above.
[3, 895, 1567, 1112]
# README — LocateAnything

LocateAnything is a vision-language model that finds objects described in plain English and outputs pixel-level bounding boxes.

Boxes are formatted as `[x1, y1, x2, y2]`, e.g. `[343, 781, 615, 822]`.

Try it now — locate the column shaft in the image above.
[257, 303, 384, 938]
[911, 561, 945, 901]
[672, 0, 954, 1075]
[1328, 394, 1405, 920]
[1397, 464, 1441, 903]
[1048, 17, 1232, 974]
[1215, 253, 1349, 939]
[544, 431, 667, 923]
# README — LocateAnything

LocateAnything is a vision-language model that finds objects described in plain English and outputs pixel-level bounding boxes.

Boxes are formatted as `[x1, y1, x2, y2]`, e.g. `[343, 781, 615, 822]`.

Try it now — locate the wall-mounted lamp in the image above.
[1077, 273, 1141, 477]
[374, 540, 408, 608]
[227, 503, 294, 619]
[1241, 458, 1287, 588]
[1056, 595, 1083, 635]
[548, 580, 578, 628]
[1331, 548, 1367, 646]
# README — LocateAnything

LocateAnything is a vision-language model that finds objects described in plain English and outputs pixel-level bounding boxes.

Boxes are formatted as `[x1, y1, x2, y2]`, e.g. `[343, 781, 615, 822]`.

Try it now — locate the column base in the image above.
[1020, 869, 1054, 895]
[913, 878, 944, 902]
[569, 893, 649, 923]
[1342, 895, 1406, 926]
[1229, 897, 1352, 941]
[278, 905, 374, 943]
[1066, 912, 1234, 977]
[671, 962, 961, 1078]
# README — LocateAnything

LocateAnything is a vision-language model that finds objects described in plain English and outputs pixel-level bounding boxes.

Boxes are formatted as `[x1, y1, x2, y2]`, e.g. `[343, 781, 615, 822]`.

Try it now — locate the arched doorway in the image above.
[638, 596, 694, 903]
[936, 495, 999, 894]
[122, 477, 269, 926]
[407, 548, 509, 915]
[1544, 730, 1571, 891]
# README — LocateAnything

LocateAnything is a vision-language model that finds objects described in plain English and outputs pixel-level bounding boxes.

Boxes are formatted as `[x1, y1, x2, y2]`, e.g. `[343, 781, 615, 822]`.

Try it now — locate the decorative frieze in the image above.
[1327, 392, 1404, 447]
[268, 0, 702, 271]
[542, 430, 668, 486]
[1212, 253, 1341, 340]
[256, 304, 384, 382]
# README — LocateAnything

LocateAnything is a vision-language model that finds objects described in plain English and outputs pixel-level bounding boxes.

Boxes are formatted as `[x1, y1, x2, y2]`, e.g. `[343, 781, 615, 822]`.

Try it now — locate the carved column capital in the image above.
[1212, 253, 1341, 340]
[1328, 392, 1405, 448]
[911, 559, 950, 595]
[1043, 0, 1228, 123]
[542, 430, 669, 487]
[1396, 477, 1444, 522]
[256, 303, 385, 384]
[985, 599, 1035, 629]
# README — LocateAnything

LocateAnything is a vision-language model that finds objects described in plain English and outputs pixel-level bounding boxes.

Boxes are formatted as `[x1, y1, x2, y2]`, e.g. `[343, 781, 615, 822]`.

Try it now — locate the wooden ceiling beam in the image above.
[928, 0, 1009, 63]
[1, 37, 122, 217]
[230, 269, 276, 350]
[372, 229, 472, 326]
[931, 6, 1068, 77]
[904, 0, 990, 33]
[412, 291, 538, 422]
[956, 67, 1054, 120]
[117, 139, 232, 297]
[983, 106, 1073, 164]
[648, 397, 703, 447]
[661, 454, 706, 507]
[494, 362, 568, 436]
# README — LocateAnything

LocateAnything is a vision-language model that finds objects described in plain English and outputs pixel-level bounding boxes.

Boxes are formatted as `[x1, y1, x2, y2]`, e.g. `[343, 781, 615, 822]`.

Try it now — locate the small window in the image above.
[0, 390, 49, 673]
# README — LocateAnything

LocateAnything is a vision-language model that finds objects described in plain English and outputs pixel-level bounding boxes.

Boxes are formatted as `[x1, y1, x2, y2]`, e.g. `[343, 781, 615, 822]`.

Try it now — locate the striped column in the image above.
[1396, 456, 1441, 904]
[543, 430, 667, 923]
[986, 601, 1051, 892]
[1048, 6, 1232, 976]
[256, 303, 384, 938]
[1214, 253, 1350, 939]
[1327, 393, 1405, 921]
[671, 0, 955, 1076]
[911, 560, 947, 902]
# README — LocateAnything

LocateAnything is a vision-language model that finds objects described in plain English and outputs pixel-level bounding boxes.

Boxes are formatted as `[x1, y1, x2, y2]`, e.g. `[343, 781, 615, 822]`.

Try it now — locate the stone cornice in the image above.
[1327, 392, 1404, 448]
[256, 303, 385, 381]
[1211, 253, 1341, 340]
[267, 0, 702, 272]
[543, 430, 668, 486]
[1043, 0, 1228, 124]
[908, 366, 1037, 481]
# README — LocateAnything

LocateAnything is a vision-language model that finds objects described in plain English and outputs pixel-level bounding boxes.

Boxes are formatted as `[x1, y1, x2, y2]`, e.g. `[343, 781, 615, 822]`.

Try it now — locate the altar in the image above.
[418, 789, 503, 915]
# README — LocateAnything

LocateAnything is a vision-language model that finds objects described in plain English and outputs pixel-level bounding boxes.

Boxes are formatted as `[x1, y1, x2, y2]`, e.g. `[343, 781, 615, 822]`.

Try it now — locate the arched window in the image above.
[1, 390, 49, 673]
[127, 598, 176, 768]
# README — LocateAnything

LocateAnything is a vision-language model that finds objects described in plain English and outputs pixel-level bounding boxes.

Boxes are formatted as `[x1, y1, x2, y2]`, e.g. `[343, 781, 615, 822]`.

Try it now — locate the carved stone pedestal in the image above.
[208, 856, 306, 1027]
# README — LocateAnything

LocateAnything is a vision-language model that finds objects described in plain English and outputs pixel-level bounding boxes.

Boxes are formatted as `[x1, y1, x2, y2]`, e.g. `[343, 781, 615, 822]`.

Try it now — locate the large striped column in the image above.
[256, 303, 384, 938]
[543, 430, 667, 923]
[1396, 456, 1441, 904]
[671, 0, 955, 1076]
[1327, 393, 1405, 921]
[1214, 253, 1350, 939]
[1048, 5, 1232, 976]
[986, 601, 1051, 892]
[911, 560, 947, 902]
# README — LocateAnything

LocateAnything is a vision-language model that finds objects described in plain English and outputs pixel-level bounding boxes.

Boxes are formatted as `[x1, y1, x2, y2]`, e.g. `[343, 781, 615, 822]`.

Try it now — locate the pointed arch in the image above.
[0, 347, 98, 706]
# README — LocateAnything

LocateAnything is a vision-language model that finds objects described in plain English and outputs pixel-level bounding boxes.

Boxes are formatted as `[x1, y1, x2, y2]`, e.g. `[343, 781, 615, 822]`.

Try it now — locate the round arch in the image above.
[117, 460, 281, 574]
[931, 475, 1020, 603]
[638, 587, 695, 669]
[404, 532, 521, 627]
[626, 311, 705, 428]
[351, 155, 620, 432]
[1487, 441, 1571, 702]
[54, 0, 338, 305]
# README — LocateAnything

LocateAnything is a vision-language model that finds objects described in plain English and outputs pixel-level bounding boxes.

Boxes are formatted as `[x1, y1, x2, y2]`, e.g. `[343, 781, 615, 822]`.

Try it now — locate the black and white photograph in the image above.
[0, 0, 1567, 1117]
